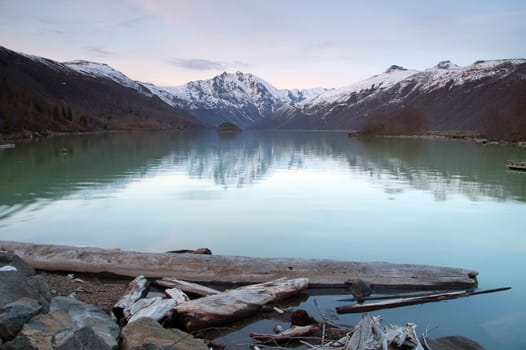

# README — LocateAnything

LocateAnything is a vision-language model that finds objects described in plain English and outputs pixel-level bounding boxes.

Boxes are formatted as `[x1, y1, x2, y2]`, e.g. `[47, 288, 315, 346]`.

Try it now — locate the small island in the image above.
[217, 122, 242, 134]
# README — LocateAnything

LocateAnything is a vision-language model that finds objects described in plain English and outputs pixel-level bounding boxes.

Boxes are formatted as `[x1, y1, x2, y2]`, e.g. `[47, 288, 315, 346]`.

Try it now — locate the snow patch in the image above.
[64, 60, 145, 92]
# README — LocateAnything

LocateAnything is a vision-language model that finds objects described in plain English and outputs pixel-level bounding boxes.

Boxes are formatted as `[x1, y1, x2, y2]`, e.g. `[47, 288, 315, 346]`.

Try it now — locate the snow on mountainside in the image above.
[163, 72, 281, 114]
[163, 71, 318, 112]
[64, 60, 147, 92]
[301, 65, 419, 108]
[17, 51, 71, 72]
[283, 59, 526, 114]
[297, 87, 333, 99]
[405, 59, 526, 93]
[258, 58, 526, 131]
[159, 71, 328, 127]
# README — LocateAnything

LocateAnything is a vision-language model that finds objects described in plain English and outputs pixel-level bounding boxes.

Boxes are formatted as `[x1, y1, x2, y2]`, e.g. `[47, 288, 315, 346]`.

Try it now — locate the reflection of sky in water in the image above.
[1, 131, 525, 349]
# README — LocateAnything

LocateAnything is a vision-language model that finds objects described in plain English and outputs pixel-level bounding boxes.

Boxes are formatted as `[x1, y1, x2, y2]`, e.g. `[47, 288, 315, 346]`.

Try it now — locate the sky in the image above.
[1, 0, 525, 89]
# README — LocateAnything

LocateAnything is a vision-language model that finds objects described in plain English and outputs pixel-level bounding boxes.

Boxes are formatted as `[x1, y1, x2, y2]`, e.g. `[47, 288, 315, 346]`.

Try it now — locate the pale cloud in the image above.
[86, 46, 117, 58]
[166, 58, 248, 71]
[167, 58, 225, 71]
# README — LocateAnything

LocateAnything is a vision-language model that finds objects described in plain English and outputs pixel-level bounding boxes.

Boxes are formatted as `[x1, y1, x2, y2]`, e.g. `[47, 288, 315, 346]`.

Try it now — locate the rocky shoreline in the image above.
[1, 251, 487, 350]
[0, 252, 208, 350]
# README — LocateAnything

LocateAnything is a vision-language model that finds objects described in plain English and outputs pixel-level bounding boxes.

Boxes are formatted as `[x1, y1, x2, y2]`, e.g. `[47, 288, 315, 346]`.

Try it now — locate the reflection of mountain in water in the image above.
[0, 132, 185, 220]
[348, 138, 526, 202]
[175, 132, 341, 187]
[1, 131, 525, 220]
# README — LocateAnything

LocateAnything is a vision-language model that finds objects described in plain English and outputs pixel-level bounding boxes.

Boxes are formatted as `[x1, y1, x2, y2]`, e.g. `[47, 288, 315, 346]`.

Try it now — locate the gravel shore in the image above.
[39, 271, 131, 313]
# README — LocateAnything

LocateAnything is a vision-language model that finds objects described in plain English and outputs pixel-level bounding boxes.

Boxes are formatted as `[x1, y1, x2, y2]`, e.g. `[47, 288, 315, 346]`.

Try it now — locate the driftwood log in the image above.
[0, 241, 478, 289]
[173, 278, 309, 331]
[112, 275, 149, 320]
[156, 277, 220, 296]
[250, 324, 320, 343]
[127, 297, 178, 323]
[336, 287, 511, 314]
[164, 287, 190, 303]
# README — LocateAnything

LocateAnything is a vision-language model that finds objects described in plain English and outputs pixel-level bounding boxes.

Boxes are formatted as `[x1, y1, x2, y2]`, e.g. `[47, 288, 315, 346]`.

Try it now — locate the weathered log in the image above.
[112, 275, 149, 320]
[337, 290, 452, 302]
[127, 297, 178, 323]
[336, 287, 511, 314]
[164, 287, 189, 303]
[156, 277, 220, 296]
[250, 324, 320, 343]
[173, 278, 309, 331]
[0, 241, 478, 289]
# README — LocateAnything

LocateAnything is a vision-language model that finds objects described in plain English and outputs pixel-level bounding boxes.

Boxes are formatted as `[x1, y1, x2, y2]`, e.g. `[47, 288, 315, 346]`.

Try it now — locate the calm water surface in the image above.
[1, 131, 525, 349]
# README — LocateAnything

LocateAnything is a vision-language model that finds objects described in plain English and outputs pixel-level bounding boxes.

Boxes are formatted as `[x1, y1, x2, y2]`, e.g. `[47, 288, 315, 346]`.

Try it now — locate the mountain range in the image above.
[1, 46, 525, 139]
[258, 60, 526, 133]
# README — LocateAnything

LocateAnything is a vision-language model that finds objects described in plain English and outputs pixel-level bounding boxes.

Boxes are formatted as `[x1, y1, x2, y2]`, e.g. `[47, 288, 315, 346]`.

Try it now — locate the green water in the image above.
[1, 131, 525, 349]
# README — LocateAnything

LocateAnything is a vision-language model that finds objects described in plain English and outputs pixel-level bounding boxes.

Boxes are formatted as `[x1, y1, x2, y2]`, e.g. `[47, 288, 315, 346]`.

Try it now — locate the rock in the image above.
[3, 297, 120, 349]
[0, 253, 35, 277]
[0, 272, 51, 311]
[0, 334, 38, 349]
[54, 327, 112, 350]
[425, 336, 485, 350]
[346, 279, 372, 300]
[2, 310, 74, 350]
[50, 297, 120, 349]
[0, 298, 44, 341]
[121, 317, 208, 350]
[0, 254, 51, 342]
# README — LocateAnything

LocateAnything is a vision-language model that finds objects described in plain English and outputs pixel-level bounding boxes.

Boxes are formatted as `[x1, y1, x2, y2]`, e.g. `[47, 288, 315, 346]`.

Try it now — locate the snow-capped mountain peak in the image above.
[156, 71, 328, 127]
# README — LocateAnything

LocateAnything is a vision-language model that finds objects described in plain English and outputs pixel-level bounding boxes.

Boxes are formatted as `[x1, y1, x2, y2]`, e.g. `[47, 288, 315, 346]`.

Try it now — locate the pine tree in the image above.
[52, 106, 60, 120]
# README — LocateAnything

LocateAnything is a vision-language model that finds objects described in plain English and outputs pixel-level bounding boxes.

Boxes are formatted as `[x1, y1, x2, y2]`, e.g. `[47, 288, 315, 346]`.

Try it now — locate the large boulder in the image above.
[50, 297, 120, 349]
[0, 253, 50, 311]
[2, 297, 119, 349]
[0, 298, 44, 342]
[0, 272, 51, 310]
[54, 327, 112, 350]
[0, 310, 73, 350]
[120, 317, 208, 350]
[0, 254, 51, 342]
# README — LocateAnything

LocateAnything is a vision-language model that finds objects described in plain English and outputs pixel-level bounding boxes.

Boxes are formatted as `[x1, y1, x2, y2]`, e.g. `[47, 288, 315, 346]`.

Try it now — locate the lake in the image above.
[1, 131, 525, 349]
